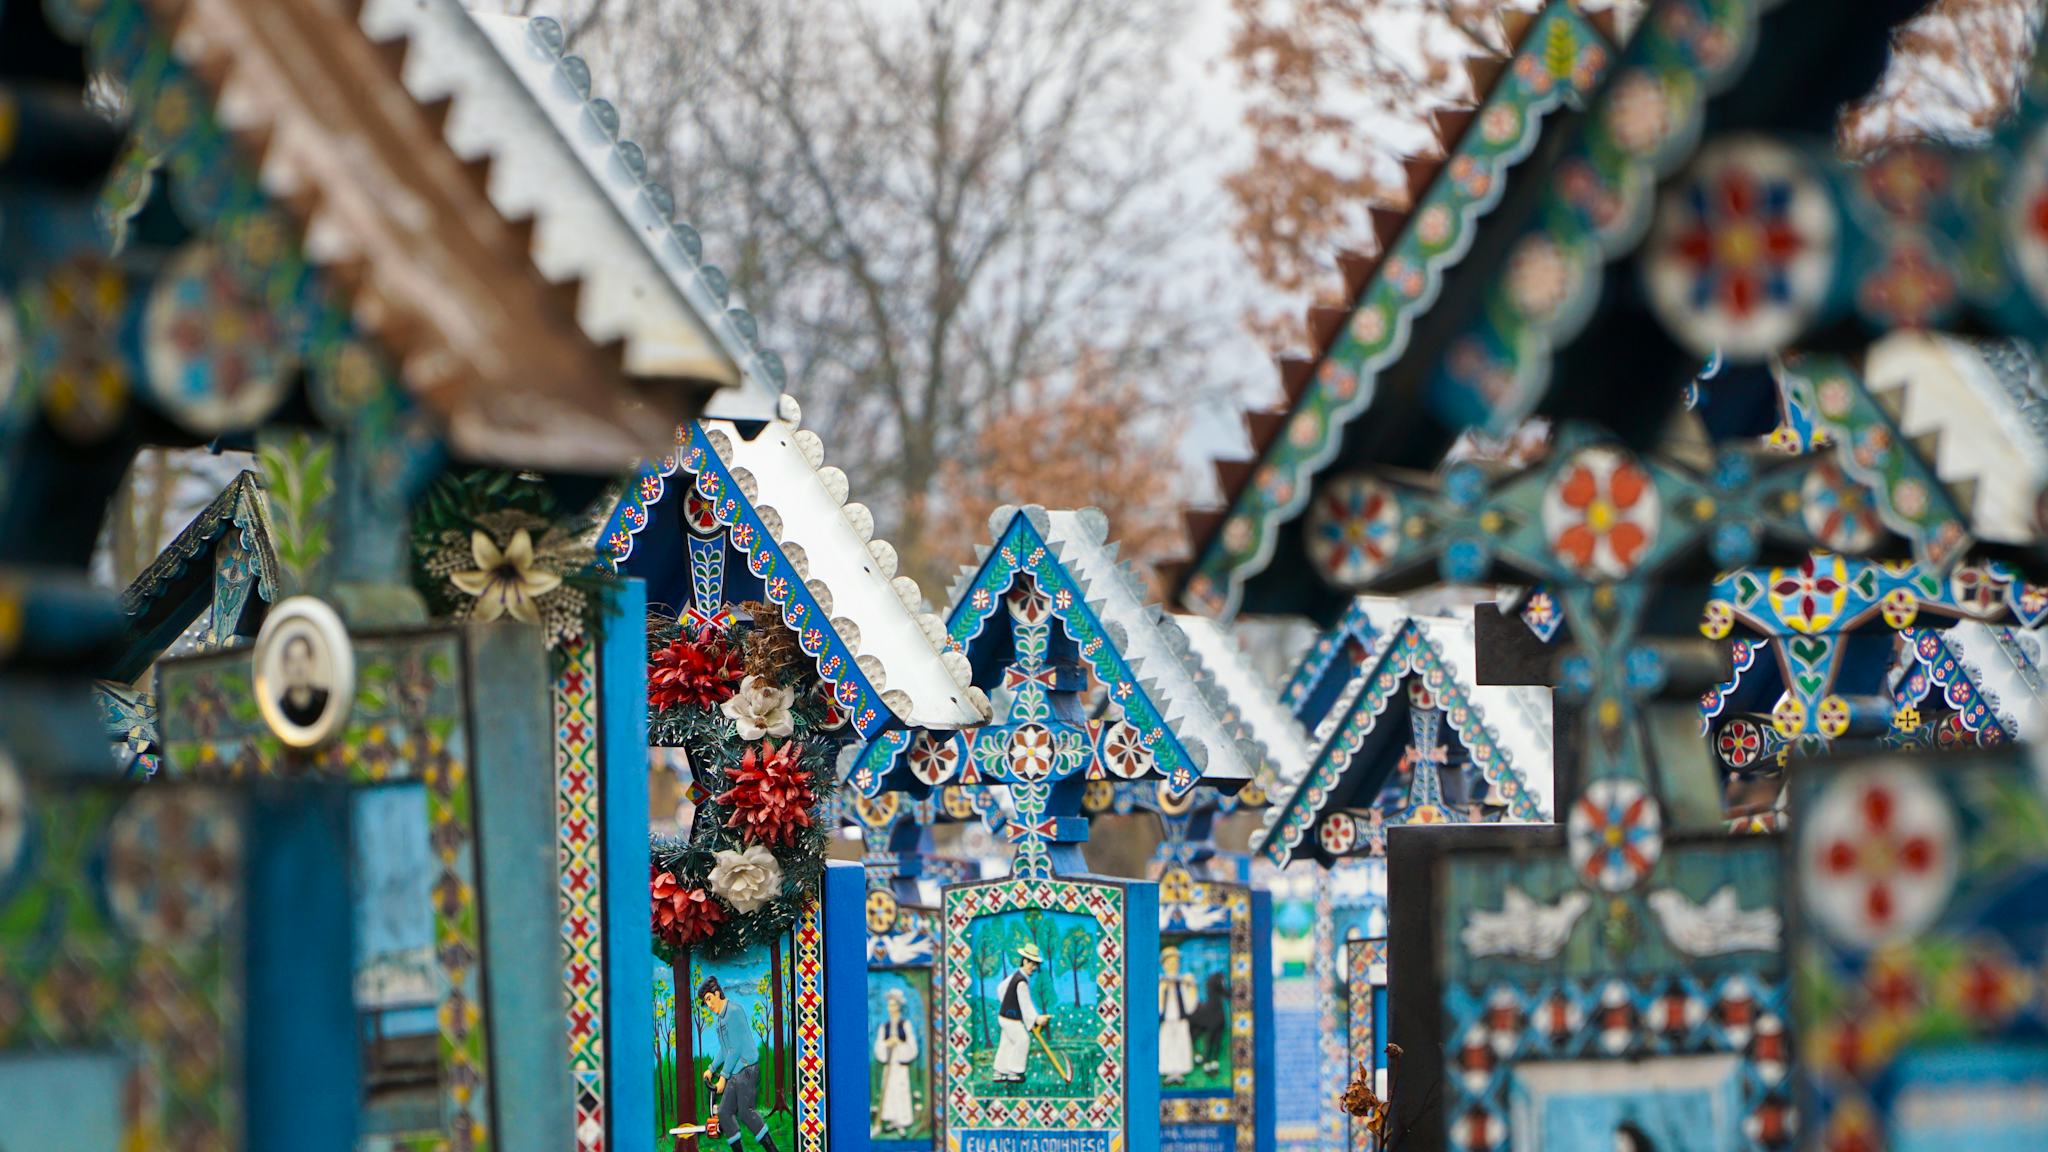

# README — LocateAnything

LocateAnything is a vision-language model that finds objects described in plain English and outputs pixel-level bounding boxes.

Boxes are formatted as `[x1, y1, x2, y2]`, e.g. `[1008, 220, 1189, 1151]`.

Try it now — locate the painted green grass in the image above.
[959, 1038, 1106, 1099]
[655, 1050, 798, 1152]
[868, 1060, 933, 1140]
[1164, 1050, 1232, 1095]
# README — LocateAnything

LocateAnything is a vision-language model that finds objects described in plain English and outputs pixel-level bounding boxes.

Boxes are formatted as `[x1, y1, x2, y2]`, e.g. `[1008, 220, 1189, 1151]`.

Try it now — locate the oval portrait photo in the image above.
[252, 596, 356, 748]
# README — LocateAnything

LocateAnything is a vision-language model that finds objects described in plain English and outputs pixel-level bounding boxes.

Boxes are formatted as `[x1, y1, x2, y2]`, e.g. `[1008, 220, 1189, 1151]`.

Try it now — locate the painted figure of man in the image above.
[992, 943, 1044, 1083]
[873, 987, 919, 1133]
[1158, 945, 1196, 1083]
[699, 976, 780, 1152]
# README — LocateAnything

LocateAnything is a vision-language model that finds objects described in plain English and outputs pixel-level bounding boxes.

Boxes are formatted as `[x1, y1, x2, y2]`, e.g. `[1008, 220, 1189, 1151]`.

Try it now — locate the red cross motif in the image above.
[1003, 665, 1059, 693]
[1802, 767, 1955, 948]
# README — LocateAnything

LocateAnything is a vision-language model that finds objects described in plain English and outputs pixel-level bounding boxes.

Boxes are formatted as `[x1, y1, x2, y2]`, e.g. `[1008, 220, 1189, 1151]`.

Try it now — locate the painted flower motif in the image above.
[1856, 242, 1955, 328]
[1567, 777, 1663, 892]
[1305, 474, 1404, 586]
[720, 674, 796, 741]
[1605, 70, 1668, 155]
[648, 626, 745, 711]
[1671, 167, 1808, 316]
[1717, 718, 1764, 768]
[450, 529, 562, 625]
[1801, 766, 1956, 948]
[1647, 140, 1834, 358]
[907, 731, 961, 785]
[651, 867, 726, 947]
[1800, 463, 1882, 554]
[1007, 723, 1056, 781]
[708, 844, 785, 915]
[1506, 237, 1571, 322]
[715, 739, 817, 847]
[1541, 446, 1660, 580]
[1767, 554, 1848, 634]
[1099, 721, 1153, 779]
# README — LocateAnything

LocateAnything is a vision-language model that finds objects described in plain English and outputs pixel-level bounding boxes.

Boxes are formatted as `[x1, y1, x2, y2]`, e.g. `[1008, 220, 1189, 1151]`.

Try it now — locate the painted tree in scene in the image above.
[928, 366, 1188, 599]
[1061, 925, 1097, 1004]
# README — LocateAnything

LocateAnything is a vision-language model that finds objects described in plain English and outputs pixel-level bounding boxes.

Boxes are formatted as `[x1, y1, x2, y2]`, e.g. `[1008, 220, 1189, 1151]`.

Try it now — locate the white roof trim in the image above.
[1865, 330, 2048, 547]
[1172, 614, 1315, 795]
[707, 412, 990, 730]
[1031, 509, 1257, 784]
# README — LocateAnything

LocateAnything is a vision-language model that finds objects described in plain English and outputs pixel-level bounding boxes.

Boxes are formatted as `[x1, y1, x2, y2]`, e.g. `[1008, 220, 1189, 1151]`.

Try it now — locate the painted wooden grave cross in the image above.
[1294, 416, 1906, 1150]
[843, 506, 1283, 1152]
[847, 506, 1263, 880]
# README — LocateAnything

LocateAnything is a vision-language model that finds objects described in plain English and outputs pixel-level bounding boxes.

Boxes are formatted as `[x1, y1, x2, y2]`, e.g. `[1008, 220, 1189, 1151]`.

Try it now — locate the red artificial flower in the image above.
[651, 866, 726, 947]
[715, 739, 817, 847]
[648, 626, 745, 711]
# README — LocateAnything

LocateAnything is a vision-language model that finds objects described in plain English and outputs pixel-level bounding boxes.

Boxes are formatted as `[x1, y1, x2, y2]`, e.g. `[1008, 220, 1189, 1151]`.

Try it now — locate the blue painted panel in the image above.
[1125, 880, 1161, 1152]
[0, 1052, 127, 1151]
[1890, 1046, 2048, 1152]
[605, 579, 656, 1152]
[825, 862, 873, 1152]
[245, 781, 359, 1152]
[466, 623, 575, 1152]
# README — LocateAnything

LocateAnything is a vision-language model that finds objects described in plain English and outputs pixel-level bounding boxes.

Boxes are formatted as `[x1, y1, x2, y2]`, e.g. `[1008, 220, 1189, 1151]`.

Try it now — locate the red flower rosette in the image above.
[649, 626, 745, 710]
[651, 866, 726, 948]
[715, 739, 817, 847]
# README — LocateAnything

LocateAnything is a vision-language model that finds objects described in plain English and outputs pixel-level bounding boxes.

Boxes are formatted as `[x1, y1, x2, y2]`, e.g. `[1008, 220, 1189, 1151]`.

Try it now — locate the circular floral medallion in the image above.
[683, 485, 722, 535]
[1772, 695, 1808, 738]
[1006, 580, 1053, 626]
[940, 785, 979, 821]
[1082, 779, 1117, 814]
[143, 243, 297, 436]
[1305, 473, 1403, 588]
[852, 791, 900, 830]
[1541, 445, 1660, 580]
[2004, 122, 2048, 316]
[0, 750, 23, 886]
[1007, 723, 1055, 781]
[865, 887, 899, 936]
[1100, 720, 1154, 779]
[1717, 718, 1764, 769]
[1800, 461, 1882, 554]
[1801, 764, 1956, 949]
[1644, 136, 1838, 359]
[1506, 236, 1573, 323]
[1317, 811, 1357, 855]
[907, 732, 960, 786]
[1950, 564, 2014, 619]
[1567, 777, 1663, 892]
[1880, 588, 1919, 629]
[107, 788, 242, 949]
[1816, 694, 1852, 740]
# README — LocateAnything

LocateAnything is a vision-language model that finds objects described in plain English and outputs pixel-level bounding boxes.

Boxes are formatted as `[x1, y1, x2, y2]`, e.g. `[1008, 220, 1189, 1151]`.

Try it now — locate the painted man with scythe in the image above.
[991, 942, 1070, 1084]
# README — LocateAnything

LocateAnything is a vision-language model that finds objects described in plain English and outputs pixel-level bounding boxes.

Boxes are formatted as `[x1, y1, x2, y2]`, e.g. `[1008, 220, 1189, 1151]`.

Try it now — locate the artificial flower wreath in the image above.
[648, 604, 837, 961]
[411, 469, 612, 652]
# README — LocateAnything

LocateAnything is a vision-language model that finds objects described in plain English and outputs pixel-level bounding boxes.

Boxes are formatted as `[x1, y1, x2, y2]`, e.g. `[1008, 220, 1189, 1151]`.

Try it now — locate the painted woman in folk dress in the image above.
[873, 988, 919, 1133]
[1158, 946, 1197, 1084]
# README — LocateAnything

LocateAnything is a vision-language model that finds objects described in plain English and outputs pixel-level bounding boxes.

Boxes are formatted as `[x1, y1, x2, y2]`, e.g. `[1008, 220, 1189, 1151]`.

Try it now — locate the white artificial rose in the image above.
[708, 844, 784, 914]
[720, 674, 797, 741]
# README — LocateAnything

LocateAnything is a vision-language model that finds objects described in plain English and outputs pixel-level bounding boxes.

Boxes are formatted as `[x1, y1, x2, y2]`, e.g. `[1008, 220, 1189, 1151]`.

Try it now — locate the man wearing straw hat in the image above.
[992, 943, 1045, 1083]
